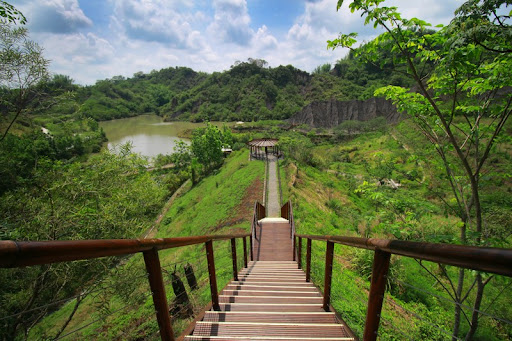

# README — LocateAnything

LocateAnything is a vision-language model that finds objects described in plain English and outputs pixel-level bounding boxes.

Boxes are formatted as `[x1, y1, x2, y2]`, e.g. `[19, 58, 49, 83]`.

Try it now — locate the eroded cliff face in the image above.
[288, 97, 401, 128]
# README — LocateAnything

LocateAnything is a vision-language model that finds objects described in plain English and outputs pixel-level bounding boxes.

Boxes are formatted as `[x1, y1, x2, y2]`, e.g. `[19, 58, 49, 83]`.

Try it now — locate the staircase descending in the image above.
[183, 217, 355, 340]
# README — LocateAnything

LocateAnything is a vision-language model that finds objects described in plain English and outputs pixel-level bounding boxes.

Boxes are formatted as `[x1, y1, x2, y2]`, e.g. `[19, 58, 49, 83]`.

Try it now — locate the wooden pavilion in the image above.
[247, 138, 280, 160]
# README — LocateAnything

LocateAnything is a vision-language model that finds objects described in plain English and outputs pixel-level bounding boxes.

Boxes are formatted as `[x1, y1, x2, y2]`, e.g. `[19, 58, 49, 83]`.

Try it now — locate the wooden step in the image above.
[186, 336, 353, 340]
[239, 269, 302, 274]
[221, 290, 321, 297]
[219, 295, 323, 304]
[239, 270, 303, 274]
[236, 274, 306, 279]
[191, 322, 351, 338]
[219, 303, 325, 312]
[236, 275, 306, 280]
[229, 278, 315, 287]
[248, 260, 297, 267]
[225, 284, 317, 291]
[202, 311, 338, 323]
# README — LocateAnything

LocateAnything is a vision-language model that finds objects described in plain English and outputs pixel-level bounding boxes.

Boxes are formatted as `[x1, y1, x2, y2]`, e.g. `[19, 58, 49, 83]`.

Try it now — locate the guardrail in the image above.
[0, 233, 251, 341]
[285, 198, 512, 341]
[281, 200, 295, 259]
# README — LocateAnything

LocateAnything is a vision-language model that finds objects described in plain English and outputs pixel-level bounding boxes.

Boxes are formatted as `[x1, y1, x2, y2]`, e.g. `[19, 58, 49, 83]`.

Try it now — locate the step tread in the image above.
[192, 322, 351, 337]
[186, 337, 353, 340]
[202, 311, 337, 323]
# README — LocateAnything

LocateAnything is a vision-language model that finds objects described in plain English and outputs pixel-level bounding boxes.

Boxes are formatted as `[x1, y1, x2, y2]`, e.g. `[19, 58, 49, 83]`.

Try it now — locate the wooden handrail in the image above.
[294, 234, 512, 277]
[0, 232, 250, 341]
[294, 233, 512, 340]
[0, 233, 250, 268]
[287, 195, 512, 341]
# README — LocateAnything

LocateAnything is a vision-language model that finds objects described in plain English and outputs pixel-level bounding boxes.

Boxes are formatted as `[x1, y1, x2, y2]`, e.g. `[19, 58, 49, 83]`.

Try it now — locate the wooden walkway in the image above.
[183, 218, 355, 340]
[253, 218, 293, 261]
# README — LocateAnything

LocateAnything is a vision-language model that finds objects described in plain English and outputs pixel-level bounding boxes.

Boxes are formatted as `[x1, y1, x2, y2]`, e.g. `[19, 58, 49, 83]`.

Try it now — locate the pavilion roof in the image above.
[246, 138, 279, 147]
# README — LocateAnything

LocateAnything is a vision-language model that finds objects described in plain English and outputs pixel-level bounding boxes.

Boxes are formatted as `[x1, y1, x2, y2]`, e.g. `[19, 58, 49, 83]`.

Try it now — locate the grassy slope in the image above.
[283, 122, 512, 340]
[29, 150, 264, 340]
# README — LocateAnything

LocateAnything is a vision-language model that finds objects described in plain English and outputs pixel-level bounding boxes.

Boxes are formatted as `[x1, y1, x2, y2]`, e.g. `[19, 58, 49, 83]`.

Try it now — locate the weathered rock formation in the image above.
[289, 97, 401, 128]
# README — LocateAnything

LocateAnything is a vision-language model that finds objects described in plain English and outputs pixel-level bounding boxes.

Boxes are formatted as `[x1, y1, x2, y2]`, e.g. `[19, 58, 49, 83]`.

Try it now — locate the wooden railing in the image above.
[281, 200, 296, 260]
[0, 233, 251, 341]
[280, 200, 291, 220]
[249, 201, 266, 263]
[256, 201, 266, 221]
[286, 200, 512, 341]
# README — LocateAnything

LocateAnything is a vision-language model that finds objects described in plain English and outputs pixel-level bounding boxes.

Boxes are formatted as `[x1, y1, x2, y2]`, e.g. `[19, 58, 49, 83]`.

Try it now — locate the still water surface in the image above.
[100, 115, 226, 158]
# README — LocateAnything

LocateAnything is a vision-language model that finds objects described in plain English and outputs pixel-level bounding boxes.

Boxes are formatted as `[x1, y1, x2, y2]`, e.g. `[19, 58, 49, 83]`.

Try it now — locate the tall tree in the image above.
[0, 23, 49, 140]
[328, 0, 511, 339]
[191, 122, 224, 173]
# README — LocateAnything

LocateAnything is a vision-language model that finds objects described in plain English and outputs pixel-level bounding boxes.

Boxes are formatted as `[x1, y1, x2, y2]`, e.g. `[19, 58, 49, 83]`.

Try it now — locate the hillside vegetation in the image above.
[25, 150, 264, 339]
[1, 55, 411, 133]
[276, 120, 512, 339]
[2, 0, 511, 339]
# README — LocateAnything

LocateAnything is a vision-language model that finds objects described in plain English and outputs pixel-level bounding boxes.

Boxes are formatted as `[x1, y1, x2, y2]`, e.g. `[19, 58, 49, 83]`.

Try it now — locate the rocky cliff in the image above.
[288, 97, 401, 128]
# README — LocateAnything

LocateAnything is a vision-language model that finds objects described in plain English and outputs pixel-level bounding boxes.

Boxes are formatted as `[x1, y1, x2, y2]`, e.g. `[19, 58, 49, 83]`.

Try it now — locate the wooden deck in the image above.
[253, 218, 293, 261]
[183, 219, 355, 340]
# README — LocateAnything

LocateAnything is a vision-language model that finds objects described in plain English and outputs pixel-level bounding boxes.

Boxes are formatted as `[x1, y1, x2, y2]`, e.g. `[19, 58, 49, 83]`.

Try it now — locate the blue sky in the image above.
[11, 0, 464, 85]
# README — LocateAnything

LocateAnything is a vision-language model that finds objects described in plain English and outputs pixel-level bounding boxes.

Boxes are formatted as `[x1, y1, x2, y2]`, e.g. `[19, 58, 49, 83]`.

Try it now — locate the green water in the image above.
[100, 115, 226, 158]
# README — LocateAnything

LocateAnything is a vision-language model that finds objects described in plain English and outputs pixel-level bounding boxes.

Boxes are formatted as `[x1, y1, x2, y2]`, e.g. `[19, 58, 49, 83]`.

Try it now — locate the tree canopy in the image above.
[328, 0, 511, 339]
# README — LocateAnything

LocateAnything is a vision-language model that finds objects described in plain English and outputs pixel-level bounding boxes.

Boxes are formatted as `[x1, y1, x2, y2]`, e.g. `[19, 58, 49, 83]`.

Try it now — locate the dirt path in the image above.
[143, 179, 190, 238]
[266, 155, 281, 217]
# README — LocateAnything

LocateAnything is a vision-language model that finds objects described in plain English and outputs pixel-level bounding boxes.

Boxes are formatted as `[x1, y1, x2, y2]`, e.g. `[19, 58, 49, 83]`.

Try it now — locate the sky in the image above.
[10, 0, 465, 85]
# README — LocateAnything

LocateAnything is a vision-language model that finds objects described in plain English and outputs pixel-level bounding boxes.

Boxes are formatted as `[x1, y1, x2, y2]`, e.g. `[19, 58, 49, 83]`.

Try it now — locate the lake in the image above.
[100, 115, 229, 158]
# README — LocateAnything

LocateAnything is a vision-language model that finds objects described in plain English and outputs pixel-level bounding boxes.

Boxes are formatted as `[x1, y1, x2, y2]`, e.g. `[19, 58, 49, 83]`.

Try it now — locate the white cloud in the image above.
[208, 0, 253, 46]
[34, 32, 115, 83]
[254, 26, 278, 50]
[12, 0, 470, 84]
[24, 0, 92, 34]
[109, 0, 203, 48]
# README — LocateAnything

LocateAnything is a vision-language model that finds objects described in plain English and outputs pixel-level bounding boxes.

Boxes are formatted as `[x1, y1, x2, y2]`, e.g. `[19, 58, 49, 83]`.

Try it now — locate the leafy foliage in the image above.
[0, 1, 25, 25]
[0, 146, 167, 339]
[0, 23, 49, 139]
[328, 0, 512, 338]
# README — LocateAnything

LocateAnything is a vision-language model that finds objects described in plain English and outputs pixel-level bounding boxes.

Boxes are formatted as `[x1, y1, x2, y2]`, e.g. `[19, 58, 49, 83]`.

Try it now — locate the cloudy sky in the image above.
[11, 0, 464, 85]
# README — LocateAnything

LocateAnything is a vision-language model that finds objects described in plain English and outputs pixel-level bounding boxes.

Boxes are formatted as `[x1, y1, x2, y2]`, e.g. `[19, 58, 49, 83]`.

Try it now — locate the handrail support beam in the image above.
[243, 237, 248, 268]
[205, 240, 220, 311]
[306, 238, 312, 282]
[143, 248, 174, 341]
[297, 237, 302, 269]
[363, 248, 391, 341]
[231, 238, 238, 281]
[322, 241, 334, 311]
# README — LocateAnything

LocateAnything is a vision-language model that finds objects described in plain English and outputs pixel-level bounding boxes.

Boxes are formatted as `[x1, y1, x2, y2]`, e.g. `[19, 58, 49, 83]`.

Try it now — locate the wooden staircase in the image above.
[185, 261, 354, 340]
[183, 217, 355, 340]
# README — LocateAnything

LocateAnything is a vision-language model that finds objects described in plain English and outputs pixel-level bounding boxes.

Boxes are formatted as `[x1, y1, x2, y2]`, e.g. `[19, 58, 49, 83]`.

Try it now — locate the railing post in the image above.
[292, 236, 296, 261]
[231, 238, 238, 281]
[250, 233, 254, 261]
[243, 237, 248, 268]
[306, 238, 312, 282]
[297, 237, 302, 269]
[205, 240, 220, 311]
[364, 249, 391, 341]
[322, 241, 334, 312]
[143, 248, 174, 341]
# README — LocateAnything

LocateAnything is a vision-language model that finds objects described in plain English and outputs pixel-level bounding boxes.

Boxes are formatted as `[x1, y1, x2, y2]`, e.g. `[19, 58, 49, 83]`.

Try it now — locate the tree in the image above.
[312, 63, 332, 75]
[0, 24, 49, 140]
[0, 1, 26, 25]
[191, 123, 224, 173]
[0, 146, 166, 339]
[328, 0, 511, 339]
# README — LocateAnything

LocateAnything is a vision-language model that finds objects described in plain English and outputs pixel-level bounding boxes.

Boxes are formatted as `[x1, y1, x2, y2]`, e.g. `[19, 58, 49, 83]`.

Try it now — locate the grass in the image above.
[29, 149, 264, 340]
[285, 122, 512, 340]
